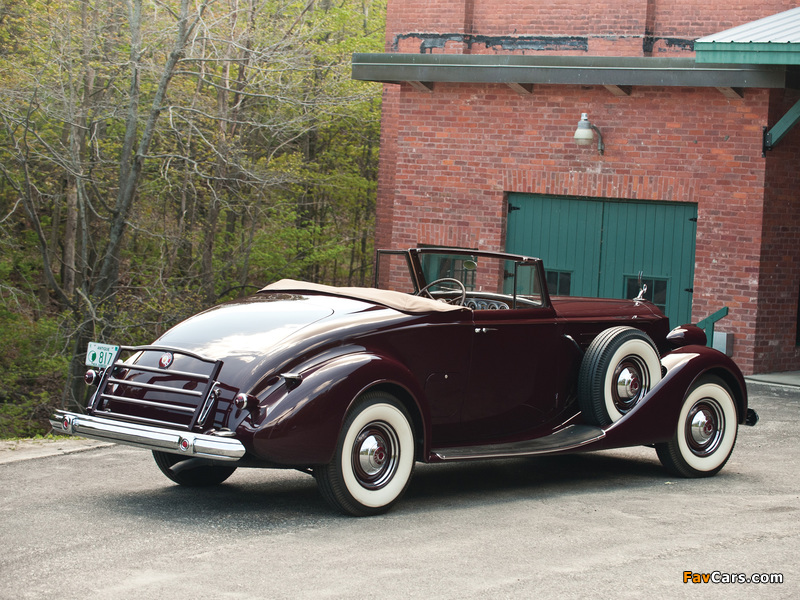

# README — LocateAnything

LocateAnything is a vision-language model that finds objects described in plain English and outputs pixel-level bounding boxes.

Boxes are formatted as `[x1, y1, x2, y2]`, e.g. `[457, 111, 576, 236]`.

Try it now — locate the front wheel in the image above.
[315, 391, 415, 516]
[152, 451, 237, 486]
[655, 375, 738, 477]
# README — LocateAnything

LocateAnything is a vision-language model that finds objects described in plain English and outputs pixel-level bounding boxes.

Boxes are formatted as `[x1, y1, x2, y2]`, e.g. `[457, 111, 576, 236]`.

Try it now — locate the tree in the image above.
[0, 0, 384, 430]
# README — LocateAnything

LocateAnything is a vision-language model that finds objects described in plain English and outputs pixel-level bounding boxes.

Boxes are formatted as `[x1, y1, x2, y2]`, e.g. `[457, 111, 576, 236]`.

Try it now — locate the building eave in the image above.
[351, 53, 789, 90]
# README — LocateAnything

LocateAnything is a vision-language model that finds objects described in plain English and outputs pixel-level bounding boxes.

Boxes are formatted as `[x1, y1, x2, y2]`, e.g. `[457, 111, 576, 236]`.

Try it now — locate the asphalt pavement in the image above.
[0, 374, 798, 599]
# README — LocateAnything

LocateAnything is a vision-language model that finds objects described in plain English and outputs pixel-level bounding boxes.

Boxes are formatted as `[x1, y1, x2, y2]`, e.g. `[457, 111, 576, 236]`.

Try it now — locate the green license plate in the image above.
[85, 342, 119, 369]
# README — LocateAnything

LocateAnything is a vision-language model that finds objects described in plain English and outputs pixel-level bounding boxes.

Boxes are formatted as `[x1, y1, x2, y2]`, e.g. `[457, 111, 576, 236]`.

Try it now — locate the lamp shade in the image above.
[574, 113, 594, 146]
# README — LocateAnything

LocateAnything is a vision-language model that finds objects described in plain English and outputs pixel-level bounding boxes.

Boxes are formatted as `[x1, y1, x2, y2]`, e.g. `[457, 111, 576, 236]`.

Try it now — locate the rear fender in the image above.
[590, 345, 748, 450]
[249, 351, 427, 466]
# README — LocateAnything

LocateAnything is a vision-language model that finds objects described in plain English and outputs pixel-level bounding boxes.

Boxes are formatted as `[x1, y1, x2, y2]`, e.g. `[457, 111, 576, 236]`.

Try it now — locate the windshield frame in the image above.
[374, 247, 551, 309]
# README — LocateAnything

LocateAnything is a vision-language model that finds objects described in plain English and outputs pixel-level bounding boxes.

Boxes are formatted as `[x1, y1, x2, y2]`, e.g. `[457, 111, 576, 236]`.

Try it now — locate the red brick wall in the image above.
[386, 0, 471, 53]
[386, 0, 469, 34]
[754, 89, 800, 373]
[651, 1, 797, 39]
[376, 0, 800, 373]
[382, 81, 778, 373]
[387, 1, 800, 56]
[375, 85, 400, 254]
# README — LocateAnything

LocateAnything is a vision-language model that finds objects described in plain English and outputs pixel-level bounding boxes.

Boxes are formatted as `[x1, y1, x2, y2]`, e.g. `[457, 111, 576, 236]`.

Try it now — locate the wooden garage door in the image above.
[505, 194, 697, 326]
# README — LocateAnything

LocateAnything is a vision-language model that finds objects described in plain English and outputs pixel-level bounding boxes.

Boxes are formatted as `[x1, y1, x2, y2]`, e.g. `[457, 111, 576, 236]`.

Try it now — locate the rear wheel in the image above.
[152, 451, 237, 486]
[315, 391, 415, 517]
[656, 376, 738, 477]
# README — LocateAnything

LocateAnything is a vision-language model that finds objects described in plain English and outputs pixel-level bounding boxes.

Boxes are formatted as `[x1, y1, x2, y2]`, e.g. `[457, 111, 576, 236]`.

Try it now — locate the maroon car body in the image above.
[52, 248, 757, 515]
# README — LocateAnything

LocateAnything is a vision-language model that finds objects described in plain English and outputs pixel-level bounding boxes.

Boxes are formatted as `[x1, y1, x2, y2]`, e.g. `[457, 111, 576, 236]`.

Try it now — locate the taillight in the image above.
[233, 393, 257, 410]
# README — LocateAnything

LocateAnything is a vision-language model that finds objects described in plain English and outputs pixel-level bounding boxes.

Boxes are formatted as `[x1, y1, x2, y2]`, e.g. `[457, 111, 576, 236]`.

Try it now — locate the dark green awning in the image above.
[352, 53, 788, 92]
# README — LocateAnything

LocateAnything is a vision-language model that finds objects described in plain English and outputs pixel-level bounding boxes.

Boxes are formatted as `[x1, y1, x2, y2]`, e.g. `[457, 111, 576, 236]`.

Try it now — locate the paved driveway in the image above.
[1, 381, 797, 599]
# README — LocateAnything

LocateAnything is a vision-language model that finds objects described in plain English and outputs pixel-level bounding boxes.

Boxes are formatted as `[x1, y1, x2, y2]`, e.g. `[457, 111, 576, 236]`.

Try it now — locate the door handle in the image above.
[474, 327, 498, 334]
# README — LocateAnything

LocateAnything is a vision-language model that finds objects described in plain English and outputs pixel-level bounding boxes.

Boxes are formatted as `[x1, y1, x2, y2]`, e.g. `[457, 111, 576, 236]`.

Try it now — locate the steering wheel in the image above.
[415, 277, 466, 306]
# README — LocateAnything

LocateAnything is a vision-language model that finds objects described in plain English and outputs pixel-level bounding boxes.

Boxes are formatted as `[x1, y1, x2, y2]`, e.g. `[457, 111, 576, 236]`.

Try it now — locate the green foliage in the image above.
[0, 0, 387, 436]
[247, 203, 344, 283]
[0, 309, 68, 437]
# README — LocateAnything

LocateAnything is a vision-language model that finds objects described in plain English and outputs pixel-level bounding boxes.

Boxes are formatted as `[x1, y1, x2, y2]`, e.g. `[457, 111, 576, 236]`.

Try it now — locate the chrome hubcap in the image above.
[690, 411, 715, 444]
[612, 357, 648, 414]
[616, 367, 641, 400]
[685, 400, 724, 456]
[352, 422, 399, 489]
[358, 434, 388, 476]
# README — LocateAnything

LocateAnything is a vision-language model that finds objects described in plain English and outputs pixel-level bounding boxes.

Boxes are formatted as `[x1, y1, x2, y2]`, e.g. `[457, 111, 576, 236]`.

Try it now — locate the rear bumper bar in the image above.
[50, 411, 246, 462]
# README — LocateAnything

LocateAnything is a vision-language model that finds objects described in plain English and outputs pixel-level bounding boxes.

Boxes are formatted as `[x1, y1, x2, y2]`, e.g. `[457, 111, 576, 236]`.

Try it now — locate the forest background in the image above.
[0, 0, 386, 437]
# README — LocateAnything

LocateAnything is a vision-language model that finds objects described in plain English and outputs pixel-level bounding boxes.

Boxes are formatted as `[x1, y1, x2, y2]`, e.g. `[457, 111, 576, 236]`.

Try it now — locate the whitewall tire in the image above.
[316, 391, 415, 516]
[578, 326, 662, 426]
[656, 376, 738, 477]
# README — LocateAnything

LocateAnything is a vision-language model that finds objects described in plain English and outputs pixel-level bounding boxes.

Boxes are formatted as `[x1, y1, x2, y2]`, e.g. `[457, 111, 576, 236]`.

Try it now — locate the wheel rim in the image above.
[685, 398, 725, 457]
[351, 421, 399, 490]
[611, 356, 648, 414]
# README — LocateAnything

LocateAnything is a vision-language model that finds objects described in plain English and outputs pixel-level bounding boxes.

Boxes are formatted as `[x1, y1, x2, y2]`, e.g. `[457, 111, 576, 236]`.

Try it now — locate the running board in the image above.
[431, 424, 606, 461]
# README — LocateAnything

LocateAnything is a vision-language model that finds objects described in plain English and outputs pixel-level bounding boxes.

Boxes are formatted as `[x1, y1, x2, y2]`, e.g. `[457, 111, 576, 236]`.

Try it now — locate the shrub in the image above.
[0, 309, 68, 438]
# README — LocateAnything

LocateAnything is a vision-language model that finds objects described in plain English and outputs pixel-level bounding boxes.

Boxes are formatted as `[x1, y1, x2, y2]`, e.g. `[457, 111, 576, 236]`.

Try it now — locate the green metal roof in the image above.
[694, 7, 800, 150]
[695, 7, 800, 64]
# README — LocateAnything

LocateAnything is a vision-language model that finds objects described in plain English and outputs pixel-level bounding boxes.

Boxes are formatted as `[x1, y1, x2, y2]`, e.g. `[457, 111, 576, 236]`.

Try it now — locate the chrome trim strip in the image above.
[111, 361, 213, 381]
[196, 385, 219, 428]
[106, 377, 204, 397]
[94, 410, 193, 429]
[50, 411, 245, 461]
[431, 424, 606, 461]
[99, 394, 196, 413]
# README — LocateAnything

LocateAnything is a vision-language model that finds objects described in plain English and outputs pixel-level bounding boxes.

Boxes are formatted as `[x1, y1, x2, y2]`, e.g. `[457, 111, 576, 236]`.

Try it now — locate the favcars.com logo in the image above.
[683, 571, 784, 584]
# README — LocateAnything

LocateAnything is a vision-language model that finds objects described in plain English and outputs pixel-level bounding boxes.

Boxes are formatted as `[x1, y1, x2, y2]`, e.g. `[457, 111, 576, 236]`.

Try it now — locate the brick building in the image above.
[353, 1, 800, 375]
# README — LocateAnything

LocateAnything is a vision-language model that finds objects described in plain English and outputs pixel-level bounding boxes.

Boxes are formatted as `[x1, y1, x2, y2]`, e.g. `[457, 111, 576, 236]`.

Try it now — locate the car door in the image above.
[458, 305, 566, 443]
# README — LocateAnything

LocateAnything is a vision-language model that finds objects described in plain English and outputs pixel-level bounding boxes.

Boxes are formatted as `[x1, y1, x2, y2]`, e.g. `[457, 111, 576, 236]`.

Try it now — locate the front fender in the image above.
[590, 345, 748, 451]
[247, 351, 428, 466]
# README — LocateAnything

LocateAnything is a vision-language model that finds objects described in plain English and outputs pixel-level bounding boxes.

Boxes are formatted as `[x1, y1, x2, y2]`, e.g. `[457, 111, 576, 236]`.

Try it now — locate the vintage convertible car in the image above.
[51, 248, 758, 516]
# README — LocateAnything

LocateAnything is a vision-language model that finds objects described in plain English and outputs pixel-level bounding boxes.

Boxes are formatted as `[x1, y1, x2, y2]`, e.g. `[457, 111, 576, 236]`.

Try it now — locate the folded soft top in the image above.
[261, 279, 468, 314]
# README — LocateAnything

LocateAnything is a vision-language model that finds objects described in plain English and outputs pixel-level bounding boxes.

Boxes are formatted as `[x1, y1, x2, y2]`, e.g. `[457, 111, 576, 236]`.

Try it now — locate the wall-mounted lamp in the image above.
[574, 113, 604, 155]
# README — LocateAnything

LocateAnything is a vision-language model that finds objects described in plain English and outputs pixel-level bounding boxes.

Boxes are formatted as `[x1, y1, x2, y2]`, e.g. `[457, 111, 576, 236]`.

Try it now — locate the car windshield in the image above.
[375, 249, 546, 308]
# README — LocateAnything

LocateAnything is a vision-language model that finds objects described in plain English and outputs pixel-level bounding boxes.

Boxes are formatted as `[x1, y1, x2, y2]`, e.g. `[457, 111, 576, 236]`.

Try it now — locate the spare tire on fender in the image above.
[578, 326, 662, 426]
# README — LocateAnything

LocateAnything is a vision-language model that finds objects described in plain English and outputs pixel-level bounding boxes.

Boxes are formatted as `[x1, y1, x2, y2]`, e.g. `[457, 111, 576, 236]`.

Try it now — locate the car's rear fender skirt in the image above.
[249, 351, 428, 466]
[585, 346, 748, 451]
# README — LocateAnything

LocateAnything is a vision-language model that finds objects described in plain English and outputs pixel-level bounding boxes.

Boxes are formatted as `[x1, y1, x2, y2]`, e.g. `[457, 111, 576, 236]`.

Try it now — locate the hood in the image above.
[550, 295, 664, 320]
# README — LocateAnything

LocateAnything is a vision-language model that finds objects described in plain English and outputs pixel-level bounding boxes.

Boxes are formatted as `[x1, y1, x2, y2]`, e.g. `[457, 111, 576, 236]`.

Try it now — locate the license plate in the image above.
[85, 342, 120, 369]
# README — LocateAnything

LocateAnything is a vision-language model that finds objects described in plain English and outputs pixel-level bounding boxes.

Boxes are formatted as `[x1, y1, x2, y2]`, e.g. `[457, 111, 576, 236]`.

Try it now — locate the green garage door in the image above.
[506, 194, 697, 326]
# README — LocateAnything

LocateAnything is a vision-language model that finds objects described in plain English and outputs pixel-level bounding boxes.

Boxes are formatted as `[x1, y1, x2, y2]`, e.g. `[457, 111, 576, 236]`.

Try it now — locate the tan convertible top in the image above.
[261, 279, 468, 313]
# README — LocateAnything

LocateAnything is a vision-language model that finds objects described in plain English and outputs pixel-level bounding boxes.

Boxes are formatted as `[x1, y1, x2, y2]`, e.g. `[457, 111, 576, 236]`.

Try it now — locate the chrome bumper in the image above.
[50, 411, 246, 462]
